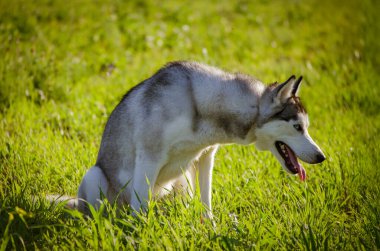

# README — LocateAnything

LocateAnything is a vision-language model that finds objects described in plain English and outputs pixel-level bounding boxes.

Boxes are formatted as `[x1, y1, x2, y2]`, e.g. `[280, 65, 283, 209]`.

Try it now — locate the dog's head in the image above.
[255, 76, 325, 181]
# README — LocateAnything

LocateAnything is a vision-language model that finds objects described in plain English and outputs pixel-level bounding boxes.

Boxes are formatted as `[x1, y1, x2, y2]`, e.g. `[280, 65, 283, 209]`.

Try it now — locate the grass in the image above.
[0, 0, 379, 249]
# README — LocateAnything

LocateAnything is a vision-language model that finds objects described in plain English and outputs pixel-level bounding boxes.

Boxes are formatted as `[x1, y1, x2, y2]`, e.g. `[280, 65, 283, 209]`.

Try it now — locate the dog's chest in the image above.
[156, 142, 205, 183]
[156, 114, 217, 183]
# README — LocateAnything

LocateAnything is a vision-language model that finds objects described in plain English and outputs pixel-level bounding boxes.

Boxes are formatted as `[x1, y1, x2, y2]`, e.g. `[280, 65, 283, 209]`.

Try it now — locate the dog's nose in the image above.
[315, 153, 326, 163]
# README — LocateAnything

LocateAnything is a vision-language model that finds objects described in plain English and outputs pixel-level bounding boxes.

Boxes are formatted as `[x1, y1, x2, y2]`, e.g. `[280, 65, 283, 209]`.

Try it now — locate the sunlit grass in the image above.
[0, 0, 379, 249]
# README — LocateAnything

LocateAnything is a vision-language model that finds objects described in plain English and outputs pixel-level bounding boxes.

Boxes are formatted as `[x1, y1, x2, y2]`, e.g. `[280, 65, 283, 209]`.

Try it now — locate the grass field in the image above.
[1, 0, 379, 249]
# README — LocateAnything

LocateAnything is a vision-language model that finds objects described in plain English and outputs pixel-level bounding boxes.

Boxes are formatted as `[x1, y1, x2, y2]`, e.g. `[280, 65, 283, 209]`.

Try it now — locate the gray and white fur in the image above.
[76, 61, 325, 217]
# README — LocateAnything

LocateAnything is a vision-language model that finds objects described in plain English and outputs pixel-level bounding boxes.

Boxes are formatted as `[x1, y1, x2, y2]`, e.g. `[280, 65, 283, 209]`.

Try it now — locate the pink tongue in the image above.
[287, 147, 306, 181]
[298, 165, 306, 181]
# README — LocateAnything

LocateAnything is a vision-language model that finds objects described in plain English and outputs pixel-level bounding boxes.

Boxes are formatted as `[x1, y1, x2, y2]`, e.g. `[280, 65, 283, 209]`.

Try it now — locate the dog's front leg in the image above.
[130, 153, 160, 214]
[197, 146, 218, 220]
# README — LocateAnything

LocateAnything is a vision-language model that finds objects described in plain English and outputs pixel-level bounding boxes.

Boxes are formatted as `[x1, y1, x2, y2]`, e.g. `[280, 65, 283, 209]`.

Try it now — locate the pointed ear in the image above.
[273, 75, 296, 103]
[292, 76, 302, 96]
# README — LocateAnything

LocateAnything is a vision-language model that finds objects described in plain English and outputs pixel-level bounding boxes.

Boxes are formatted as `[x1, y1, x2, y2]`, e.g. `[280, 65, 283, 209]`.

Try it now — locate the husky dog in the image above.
[77, 61, 325, 217]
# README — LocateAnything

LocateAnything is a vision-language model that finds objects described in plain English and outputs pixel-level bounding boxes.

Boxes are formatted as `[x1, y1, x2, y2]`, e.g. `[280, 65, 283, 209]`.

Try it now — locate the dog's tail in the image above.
[45, 194, 78, 209]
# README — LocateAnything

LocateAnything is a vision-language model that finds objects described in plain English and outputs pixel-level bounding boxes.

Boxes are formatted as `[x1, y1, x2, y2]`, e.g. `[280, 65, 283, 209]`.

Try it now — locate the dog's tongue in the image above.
[298, 165, 306, 181]
[288, 148, 306, 181]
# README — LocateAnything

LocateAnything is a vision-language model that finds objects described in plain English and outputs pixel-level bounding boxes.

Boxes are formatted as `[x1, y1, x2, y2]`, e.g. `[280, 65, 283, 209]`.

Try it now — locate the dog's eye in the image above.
[293, 124, 302, 132]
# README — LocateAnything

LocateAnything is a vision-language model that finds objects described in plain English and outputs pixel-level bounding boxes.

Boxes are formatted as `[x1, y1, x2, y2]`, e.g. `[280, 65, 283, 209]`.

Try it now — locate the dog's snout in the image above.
[315, 153, 326, 163]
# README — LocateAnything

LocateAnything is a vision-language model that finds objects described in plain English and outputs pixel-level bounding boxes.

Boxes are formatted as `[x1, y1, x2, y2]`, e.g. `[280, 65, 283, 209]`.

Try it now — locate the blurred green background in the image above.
[0, 0, 379, 249]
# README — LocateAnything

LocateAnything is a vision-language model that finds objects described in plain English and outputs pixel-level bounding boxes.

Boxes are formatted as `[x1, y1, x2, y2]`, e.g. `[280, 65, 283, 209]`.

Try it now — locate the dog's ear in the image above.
[273, 75, 296, 103]
[292, 76, 302, 96]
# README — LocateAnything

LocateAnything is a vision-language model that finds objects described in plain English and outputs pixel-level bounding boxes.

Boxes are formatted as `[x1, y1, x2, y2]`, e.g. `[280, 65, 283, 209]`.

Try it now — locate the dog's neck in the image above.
[209, 82, 265, 146]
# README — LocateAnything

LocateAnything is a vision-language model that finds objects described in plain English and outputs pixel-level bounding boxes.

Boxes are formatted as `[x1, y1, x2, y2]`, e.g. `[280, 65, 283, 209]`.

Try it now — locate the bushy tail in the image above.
[46, 194, 78, 209]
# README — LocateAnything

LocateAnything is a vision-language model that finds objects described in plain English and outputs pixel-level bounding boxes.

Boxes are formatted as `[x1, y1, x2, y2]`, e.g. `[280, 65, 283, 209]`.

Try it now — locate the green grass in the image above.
[1, 0, 379, 249]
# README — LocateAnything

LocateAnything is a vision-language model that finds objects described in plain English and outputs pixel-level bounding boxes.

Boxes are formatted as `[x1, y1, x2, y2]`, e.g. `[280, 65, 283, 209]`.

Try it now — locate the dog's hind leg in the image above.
[77, 166, 109, 214]
[130, 150, 162, 213]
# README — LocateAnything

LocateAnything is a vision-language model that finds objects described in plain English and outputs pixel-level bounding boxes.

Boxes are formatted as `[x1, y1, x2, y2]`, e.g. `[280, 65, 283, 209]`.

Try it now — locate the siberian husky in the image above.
[75, 61, 325, 217]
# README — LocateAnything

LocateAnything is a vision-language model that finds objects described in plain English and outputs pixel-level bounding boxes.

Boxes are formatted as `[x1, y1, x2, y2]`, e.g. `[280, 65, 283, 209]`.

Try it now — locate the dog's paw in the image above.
[201, 211, 216, 228]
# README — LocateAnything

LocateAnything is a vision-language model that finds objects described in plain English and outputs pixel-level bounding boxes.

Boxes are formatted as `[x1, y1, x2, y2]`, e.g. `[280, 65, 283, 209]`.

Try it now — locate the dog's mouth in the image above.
[275, 141, 306, 181]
